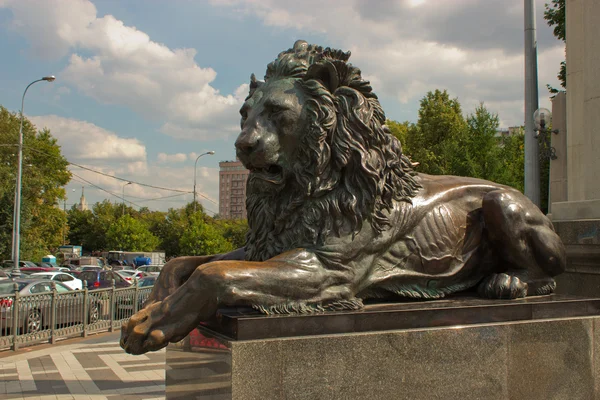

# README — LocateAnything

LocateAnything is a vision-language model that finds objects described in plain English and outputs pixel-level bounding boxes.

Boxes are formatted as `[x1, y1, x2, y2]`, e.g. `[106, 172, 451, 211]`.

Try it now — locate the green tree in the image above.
[544, 0, 566, 92]
[156, 208, 184, 257]
[407, 89, 468, 176]
[179, 213, 234, 256]
[496, 129, 525, 192]
[464, 103, 503, 181]
[137, 207, 167, 240]
[216, 219, 249, 249]
[106, 214, 160, 252]
[66, 207, 94, 248]
[388, 99, 528, 195]
[0, 106, 70, 261]
[87, 201, 121, 251]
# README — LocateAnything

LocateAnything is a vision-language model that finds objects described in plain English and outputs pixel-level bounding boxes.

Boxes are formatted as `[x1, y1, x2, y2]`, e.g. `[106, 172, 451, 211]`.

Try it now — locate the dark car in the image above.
[115, 276, 155, 318]
[2, 260, 38, 270]
[137, 276, 156, 287]
[78, 270, 131, 290]
[0, 279, 99, 333]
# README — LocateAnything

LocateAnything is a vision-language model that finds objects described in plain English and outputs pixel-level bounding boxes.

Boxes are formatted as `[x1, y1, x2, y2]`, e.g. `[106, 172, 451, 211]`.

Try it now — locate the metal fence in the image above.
[0, 280, 153, 351]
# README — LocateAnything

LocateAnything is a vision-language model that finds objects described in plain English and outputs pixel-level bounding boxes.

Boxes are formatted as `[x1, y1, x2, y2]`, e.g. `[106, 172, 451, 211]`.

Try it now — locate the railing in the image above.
[0, 280, 153, 351]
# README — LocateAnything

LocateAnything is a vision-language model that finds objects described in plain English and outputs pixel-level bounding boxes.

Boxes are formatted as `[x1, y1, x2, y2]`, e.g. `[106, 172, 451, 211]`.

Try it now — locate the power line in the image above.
[71, 172, 145, 209]
[69, 174, 216, 214]
[20, 144, 218, 204]
[70, 162, 193, 194]
[69, 180, 191, 203]
[135, 193, 189, 202]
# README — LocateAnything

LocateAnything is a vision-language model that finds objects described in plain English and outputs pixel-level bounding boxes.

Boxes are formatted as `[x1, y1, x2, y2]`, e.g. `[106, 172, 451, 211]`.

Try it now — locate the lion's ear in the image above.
[247, 73, 264, 100]
[305, 61, 339, 93]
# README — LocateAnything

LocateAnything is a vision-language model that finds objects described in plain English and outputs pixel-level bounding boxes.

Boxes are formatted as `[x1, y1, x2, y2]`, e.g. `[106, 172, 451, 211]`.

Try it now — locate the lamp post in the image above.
[122, 181, 132, 216]
[534, 108, 559, 160]
[193, 151, 215, 212]
[11, 76, 55, 278]
[524, 0, 540, 207]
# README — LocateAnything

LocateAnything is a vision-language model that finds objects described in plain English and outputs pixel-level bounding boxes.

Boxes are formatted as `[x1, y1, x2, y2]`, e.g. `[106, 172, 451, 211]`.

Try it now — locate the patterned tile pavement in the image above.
[0, 332, 165, 400]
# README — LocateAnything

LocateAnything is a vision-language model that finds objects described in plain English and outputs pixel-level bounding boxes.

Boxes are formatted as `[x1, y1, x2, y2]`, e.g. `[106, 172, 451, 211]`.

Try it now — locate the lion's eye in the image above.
[268, 106, 285, 117]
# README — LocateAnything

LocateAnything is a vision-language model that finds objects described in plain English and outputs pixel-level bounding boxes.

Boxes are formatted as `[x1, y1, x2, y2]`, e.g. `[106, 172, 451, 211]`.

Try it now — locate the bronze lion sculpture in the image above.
[121, 40, 566, 355]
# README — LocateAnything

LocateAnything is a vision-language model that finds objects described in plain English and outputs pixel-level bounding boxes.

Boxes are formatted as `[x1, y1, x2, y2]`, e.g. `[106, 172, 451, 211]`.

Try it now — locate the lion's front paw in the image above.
[120, 302, 195, 355]
[478, 273, 528, 299]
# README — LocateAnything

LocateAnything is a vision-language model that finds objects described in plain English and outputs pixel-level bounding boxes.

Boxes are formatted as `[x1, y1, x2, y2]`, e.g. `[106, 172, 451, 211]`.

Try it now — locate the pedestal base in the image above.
[166, 296, 600, 400]
[552, 219, 600, 297]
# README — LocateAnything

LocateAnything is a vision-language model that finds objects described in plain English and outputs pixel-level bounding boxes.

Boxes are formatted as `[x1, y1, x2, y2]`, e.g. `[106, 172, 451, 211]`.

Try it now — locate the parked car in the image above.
[36, 262, 51, 268]
[0, 279, 99, 333]
[116, 270, 147, 284]
[78, 270, 131, 290]
[69, 270, 81, 279]
[0, 270, 8, 281]
[30, 272, 83, 291]
[137, 276, 156, 287]
[2, 260, 38, 269]
[115, 276, 156, 318]
[19, 266, 59, 274]
[136, 265, 163, 277]
[78, 265, 103, 272]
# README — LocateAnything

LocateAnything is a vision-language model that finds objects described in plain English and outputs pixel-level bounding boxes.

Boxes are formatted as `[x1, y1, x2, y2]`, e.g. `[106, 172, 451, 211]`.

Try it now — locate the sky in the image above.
[0, 0, 564, 214]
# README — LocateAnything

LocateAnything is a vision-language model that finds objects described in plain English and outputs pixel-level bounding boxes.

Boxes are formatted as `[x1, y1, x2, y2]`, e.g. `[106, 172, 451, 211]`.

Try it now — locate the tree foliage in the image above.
[216, 219, 248, 249]
[388, 92, 526, 198]
[65, 197, 248, 258]
[105, 214, 160, 252]
[0, 106, 70, 261]
[179, 213, 234, 256]
[463, 103, 503, 181]
[400, 90, 469, 176]
[544, 0, 566, 92]
[496, 130, 525, 192]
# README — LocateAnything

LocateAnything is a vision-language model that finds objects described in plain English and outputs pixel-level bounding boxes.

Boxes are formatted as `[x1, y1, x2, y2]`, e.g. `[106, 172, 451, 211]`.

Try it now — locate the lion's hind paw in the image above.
[478, 273, 528, 299]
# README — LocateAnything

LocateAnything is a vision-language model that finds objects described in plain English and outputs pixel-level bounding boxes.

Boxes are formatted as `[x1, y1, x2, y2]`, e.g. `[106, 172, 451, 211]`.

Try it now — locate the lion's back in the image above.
[363, 173, 511, 298]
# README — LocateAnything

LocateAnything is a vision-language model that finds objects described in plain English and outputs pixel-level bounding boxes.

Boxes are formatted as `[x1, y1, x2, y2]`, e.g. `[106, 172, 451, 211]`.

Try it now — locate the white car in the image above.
[116, 270, 147, 283]
[30, 272, 83, 291]
[136, 265, 163, 277]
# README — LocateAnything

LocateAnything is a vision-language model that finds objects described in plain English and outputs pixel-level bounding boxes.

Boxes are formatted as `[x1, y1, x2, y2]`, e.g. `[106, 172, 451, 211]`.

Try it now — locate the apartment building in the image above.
[218, 160, 250, 219]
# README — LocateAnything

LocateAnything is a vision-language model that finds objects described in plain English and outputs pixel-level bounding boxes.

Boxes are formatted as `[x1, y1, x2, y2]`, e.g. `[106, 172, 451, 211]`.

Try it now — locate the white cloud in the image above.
[24, 114, 220, 212]
[1, 0, 246, 141]
[29, 115, 147, 162]
[212, 0, 564, 127]
[157, 153, 188, 163]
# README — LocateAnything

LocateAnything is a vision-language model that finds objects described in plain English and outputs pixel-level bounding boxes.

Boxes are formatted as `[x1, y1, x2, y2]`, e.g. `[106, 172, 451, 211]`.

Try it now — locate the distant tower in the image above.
[77, 186, 89, 211]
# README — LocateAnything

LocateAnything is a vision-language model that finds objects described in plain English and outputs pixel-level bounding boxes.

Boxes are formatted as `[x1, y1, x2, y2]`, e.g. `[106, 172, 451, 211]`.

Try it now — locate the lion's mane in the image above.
[245, 41, 421, 262]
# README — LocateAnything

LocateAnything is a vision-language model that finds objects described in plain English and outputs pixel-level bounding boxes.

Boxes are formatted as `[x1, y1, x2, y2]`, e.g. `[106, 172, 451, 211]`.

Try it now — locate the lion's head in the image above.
[236, 40, 421, 262]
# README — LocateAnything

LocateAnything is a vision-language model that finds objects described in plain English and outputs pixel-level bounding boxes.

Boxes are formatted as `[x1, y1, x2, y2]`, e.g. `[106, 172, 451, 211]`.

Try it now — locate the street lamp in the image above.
[11, 76, 56, 278]
[534, 108, 559, 160]
[122, 181, 132, 216]
[194, 151, 215, 212]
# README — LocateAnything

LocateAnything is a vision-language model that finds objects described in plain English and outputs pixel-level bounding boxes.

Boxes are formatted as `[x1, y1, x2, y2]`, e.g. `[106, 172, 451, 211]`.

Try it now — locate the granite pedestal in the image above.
[553, 219, 600, 297]
[166, 295, 600, 400]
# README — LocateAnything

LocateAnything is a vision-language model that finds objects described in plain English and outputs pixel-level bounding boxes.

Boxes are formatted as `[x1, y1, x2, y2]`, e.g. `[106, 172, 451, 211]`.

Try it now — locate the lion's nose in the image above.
[235, 132, 260, 156]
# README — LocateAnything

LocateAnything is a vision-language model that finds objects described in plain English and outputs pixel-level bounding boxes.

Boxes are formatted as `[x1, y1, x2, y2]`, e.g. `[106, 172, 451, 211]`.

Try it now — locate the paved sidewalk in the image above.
[0, 332, 165, 400]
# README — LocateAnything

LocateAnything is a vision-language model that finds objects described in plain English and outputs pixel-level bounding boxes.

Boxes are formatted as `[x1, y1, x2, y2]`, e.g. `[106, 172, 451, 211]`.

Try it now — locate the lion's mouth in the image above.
[249, 164, 284, 184]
